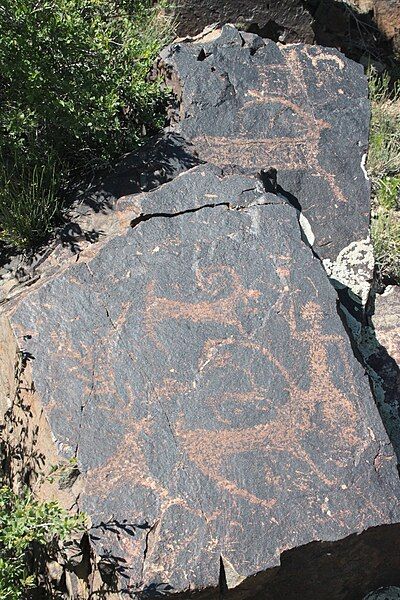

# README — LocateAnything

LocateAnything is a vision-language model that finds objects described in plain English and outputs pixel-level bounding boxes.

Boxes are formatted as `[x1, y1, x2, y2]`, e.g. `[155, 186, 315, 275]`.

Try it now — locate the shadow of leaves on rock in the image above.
[135, 583, 174, 598]
[1, 350, 46, 489]
[310, 0, 400, 68]
[86, 519, 175, 597]
[59, 222, 102, 255]
[79, 132, 201, 207]
[90, 518, 146, 541]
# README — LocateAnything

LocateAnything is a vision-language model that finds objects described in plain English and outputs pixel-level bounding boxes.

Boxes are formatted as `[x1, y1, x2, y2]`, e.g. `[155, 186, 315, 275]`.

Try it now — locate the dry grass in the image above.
[368, 70, 400, 284]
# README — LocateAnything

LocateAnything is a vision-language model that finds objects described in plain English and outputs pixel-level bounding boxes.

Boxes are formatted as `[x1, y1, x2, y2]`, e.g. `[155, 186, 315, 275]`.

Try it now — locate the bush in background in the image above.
[368, 70, 400, 285]
[0, 483, 86, 599]
[0, 0, 172, 249]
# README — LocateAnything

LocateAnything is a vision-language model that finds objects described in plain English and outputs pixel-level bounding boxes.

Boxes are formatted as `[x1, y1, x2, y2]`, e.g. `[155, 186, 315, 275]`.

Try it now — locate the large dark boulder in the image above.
[1, 165, 400, 598]
[172, 0, 400, 58]
[161, 25, 371, 263]
[172, 0, 315, 42]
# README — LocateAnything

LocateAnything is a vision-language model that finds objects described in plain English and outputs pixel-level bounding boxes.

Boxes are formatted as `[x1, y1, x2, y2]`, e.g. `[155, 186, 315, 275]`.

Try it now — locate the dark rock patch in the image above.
[0, 133, 201, 300]
[369, 286, 400, 458]
[76, 132, 201, 212]
[373, 286, 400, 367]
[172, 0, 315, 42]
[172, 0, 399, 64]
[331, 282, 400, 467]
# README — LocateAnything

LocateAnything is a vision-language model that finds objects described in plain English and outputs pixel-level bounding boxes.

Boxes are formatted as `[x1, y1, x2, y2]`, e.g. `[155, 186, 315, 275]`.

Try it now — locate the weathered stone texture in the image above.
[339, 284, 400, 465]
[2, 166, 400, 597]
[162, 26, 371, 261]
[0, 25, 399, 600]
[346, 0, 400, 52]
[374, 286, 400, 366]
[368, 286, 400, 458]
[172, 0, 400, 55]
[172, 0, 314, 41]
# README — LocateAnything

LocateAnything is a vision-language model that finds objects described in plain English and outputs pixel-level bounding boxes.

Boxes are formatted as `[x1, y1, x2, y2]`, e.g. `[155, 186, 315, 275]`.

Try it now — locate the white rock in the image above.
[322, 237, 374, 305]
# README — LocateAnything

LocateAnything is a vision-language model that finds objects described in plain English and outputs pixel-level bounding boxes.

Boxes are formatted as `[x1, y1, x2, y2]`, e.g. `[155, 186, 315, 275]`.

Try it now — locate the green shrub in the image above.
[368, 77, 400, 178]
[0, 0, 172, 249]
[368, 69, 400, 284]
[0, 154, 63, 249]
[377, 175, 400, 210]
[0, 0, 171, 162]
[0, 484, 86, 599]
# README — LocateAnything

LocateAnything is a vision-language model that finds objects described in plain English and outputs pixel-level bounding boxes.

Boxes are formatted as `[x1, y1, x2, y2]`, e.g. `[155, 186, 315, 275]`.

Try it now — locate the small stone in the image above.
[47, 560, 63, 583]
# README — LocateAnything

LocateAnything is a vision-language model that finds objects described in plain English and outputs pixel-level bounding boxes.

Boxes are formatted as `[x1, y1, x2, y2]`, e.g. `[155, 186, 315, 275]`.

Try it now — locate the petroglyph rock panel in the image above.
[2, 167, 400, 598]
[162, 25, 371, 261]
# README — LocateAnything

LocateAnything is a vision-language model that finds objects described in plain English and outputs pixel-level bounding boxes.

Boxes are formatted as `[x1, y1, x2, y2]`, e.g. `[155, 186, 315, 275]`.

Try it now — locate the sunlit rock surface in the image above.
[1, 166, 400, 598]
[162, 25, 371, 261]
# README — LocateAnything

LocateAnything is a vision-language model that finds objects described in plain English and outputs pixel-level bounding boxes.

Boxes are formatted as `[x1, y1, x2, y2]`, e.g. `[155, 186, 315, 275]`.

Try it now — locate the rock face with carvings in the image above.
[161, 25, 371, 265]
[374, 286, 400, 366]
[2, 166, 400, 597]
[1, 27, 400, 599]
[369, 286, 400, 455]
